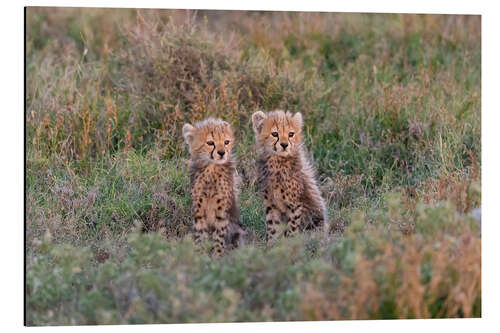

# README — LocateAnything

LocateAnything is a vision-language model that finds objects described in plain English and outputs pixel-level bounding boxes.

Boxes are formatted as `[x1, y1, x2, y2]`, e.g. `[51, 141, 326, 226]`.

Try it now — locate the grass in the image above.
[26, 8, 481, 325]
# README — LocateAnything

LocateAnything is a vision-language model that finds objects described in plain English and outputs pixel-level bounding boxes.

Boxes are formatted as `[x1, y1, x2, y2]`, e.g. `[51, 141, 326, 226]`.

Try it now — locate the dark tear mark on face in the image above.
[208, 130, 215, 159]
[271, 119, 280, 151]
[209, 144, 216, 159]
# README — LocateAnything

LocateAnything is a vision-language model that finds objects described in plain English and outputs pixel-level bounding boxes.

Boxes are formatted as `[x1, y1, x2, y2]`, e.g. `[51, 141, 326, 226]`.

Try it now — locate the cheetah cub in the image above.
[252, 110, 328, 242]
[182, 118, 246, 257]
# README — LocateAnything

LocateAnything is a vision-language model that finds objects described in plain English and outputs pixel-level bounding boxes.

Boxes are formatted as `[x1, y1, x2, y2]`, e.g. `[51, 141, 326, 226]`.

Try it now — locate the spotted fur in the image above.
[182, 118, 246, 257]
[252, 110, 328, 241]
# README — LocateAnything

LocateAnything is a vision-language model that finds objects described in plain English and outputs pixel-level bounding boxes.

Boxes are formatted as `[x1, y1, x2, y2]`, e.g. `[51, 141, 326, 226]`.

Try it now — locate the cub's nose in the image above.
[280, 142, 289, 150]
[217, 150, 226, 157]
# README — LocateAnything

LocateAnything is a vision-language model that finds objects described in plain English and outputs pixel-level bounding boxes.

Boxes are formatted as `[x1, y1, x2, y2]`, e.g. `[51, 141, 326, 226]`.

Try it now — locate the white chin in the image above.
[273, 150, 289, 156]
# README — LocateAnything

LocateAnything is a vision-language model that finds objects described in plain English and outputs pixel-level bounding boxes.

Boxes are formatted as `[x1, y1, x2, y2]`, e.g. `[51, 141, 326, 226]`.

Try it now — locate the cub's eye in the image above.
[289, 132, 294, 138]
[224, 140, 230, 145]
[271, 132, 279, 137]
[206, 141, 215, 146]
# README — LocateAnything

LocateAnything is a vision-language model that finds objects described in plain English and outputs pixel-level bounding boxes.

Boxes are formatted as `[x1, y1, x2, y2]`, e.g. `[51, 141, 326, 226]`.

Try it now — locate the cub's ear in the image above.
[251, 111, 267, 134]
[182, 123, 195, 146]
[293, 112, 303, 129]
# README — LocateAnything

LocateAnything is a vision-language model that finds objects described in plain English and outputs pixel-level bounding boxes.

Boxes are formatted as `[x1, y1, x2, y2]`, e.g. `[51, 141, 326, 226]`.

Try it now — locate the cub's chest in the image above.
[192, 165, 232, 196]
[265, 159, 302, 192]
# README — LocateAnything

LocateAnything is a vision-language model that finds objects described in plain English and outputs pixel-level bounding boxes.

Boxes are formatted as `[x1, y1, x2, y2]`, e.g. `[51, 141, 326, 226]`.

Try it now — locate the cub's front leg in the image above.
[284, 203, 303, 237]
[263, 189, 281, 243]
[193, 198, 209, 244]
[212, 219, 228, 258]
[212, 199, 230, 258]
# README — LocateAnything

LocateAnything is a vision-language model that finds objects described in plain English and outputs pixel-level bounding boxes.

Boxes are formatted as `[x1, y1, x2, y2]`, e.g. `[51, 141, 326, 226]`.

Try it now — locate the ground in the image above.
[26, 8, 481, 325]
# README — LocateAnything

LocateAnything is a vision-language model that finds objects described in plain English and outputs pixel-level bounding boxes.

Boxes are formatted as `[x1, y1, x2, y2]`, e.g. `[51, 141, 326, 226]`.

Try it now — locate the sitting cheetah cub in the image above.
[182, 118, 246, 257]
[252, 110, 328, 241]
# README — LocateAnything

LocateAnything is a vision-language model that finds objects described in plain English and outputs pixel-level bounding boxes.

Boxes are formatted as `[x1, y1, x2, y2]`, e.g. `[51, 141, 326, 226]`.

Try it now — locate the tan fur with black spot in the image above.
[182, 118, 246, 257]
[252, 110, 328, 242]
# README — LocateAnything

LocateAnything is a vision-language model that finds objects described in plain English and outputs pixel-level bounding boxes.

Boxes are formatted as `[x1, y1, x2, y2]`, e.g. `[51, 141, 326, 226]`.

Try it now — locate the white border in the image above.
[21, 0, 485, 14]
[3, 0, 500, 332]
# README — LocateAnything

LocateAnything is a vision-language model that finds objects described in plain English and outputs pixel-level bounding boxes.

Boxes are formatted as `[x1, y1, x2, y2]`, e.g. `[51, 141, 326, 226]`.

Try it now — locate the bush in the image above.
[27, 198, 480, 325]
